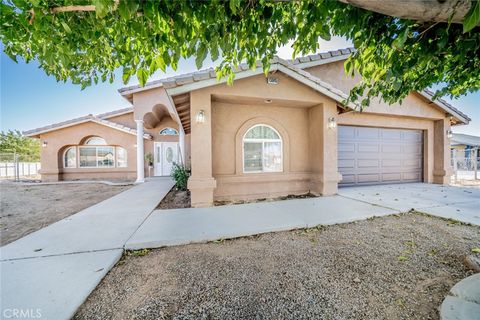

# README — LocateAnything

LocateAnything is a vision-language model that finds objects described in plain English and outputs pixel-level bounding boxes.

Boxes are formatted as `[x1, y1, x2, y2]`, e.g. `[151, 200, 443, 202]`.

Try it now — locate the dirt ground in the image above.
[0, 182, 131, 245]
[156, 188, 191, 209]
[75, 213, 479, 320]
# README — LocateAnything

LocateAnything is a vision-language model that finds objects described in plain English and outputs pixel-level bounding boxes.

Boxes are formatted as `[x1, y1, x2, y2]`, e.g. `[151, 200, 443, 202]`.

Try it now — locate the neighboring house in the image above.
[24, 48, 470, 207]
[451, 133, 480, 163]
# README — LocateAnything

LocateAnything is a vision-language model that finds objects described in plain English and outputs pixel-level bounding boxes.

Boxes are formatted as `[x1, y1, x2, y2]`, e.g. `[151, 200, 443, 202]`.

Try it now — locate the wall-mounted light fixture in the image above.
[328, 117, 337, 129]
[264, 99, 272, 104]
[267, 77, 279, 85]
[42, 141, 48, 148]
[446, 129, 453, 139]
[196, 110, 206, 124]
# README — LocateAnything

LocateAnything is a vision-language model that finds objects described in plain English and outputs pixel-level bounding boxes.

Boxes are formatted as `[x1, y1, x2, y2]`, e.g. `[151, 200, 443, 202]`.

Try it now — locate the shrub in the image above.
[171, 162, 189, 190]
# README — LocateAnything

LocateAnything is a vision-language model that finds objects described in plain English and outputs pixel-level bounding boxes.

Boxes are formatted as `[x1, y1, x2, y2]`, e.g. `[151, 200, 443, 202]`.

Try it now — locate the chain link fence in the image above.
[0, 153, 41, 181]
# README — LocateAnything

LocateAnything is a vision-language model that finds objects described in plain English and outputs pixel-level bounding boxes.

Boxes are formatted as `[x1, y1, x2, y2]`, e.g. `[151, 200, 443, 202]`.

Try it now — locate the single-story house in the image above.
[24, 48, 470, 207]
[451, 133, 480, 162]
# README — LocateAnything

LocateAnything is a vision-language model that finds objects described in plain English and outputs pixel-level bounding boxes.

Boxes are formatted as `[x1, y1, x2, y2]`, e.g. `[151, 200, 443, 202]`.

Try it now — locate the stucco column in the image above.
[433, 117, 452, 184]
[309, 102, 341, 195]
[135, 119, 145, 183]
[188, 90, 216, 207]
[179, 127, 186, 166]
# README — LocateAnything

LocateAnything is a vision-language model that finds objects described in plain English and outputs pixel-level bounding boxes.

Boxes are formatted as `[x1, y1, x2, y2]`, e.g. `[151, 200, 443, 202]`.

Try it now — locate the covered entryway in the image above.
[154, 142, 179, 176]
[338, 126, 423, 186]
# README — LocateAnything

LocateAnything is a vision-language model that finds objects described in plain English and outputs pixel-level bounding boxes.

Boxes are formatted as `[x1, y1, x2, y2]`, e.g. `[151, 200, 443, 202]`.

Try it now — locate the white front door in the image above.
[154, 142, 178, 176]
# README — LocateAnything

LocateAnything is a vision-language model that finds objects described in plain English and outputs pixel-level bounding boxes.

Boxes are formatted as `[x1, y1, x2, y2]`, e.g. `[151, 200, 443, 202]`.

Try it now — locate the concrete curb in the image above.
[440, 273, 480, 320]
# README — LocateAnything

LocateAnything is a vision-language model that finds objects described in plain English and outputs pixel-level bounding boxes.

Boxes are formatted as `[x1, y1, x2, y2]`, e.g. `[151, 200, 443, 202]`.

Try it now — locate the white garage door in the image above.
[338, 126, 423, 186]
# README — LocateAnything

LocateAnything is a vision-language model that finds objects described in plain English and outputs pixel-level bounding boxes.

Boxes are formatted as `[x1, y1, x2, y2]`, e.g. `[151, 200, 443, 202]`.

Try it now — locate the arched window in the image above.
[85, 137, 107, 145]
[243, 124, 283, 173]
[64, 147, 77, 168]
[159, 127, 178, 135]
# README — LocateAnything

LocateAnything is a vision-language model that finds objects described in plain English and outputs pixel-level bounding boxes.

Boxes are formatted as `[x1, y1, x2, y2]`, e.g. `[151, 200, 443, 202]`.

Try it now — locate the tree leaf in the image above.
[60, 21, 71, 34]
[195, 44, 207, 69]
[463, 0, 480, 33]
[136, 68, 148, 87]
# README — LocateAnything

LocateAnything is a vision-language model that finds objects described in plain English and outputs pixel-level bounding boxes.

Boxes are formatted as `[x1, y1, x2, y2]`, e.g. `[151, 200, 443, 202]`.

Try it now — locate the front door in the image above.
[154, 142, 178, 176]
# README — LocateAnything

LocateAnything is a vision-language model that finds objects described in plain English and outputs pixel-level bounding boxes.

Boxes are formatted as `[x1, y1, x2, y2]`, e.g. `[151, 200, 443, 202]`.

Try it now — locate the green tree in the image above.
[0, 130, 41, 162]
[0, 0, 479, 107]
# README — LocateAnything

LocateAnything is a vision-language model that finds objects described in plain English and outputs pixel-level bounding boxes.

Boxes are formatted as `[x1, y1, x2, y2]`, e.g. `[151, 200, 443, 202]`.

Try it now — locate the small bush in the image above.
[171, 162, 189, 190]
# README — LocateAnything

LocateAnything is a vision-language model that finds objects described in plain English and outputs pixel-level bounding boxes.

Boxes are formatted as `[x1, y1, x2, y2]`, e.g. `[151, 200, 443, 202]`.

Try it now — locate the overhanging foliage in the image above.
[1, 0, 479, 106]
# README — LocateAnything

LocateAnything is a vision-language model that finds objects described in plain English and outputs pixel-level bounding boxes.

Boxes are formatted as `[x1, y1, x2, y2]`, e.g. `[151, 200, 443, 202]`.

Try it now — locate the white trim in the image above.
[119, 81, 164, 96]
[24, 117, 152, 139]
[166, 68, 266, 96]
[63, 146, 77, 168]
[99, 109, 134, 119]
[417, 91, 470, 124]
[242, 124, 283, 174]
[293, 54, 349, 69]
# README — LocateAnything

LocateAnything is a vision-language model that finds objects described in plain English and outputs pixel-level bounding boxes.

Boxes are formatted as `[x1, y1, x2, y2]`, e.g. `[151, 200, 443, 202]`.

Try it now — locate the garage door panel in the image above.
[357, 127, 380, 139]
[381, 129, 402, 140]
[382, 159, 402, 167]
[338, 126, 356, 138]
[338, 143, 355, 152]
[338, 126, 423, 186]
[357, 144, 379, 153]
[338, 159, 355, 169]
[358, 159, 380, 168]
[382, 144, 402, 153]
[382, 173, 402, 181]
[403, 172, 422, 181]
[404, 130, 423, 141]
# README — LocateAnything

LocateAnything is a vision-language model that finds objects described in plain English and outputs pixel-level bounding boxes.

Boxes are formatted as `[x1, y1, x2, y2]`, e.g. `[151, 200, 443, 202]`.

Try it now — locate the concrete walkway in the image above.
[127, 183, 479, 250]
[0, 177, 173, 320]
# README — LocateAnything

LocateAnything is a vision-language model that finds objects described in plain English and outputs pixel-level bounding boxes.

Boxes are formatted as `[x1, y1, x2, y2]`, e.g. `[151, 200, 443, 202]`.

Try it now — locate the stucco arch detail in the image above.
[234, 117, 290, 175]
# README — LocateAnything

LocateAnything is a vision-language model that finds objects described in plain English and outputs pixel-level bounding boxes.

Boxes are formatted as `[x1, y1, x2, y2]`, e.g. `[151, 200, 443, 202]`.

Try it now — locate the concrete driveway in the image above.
[127, 183, 479, 250]
[338, 183, 479, 225]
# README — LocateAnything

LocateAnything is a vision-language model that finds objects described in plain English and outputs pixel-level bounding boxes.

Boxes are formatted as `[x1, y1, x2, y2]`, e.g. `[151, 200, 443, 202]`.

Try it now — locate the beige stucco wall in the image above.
[38, 111, 183, 181]
[38, 121, 138, 181]
[188, 73, 342, 204]
[306, 61, 447, 119]
[187, 69, 453, 206]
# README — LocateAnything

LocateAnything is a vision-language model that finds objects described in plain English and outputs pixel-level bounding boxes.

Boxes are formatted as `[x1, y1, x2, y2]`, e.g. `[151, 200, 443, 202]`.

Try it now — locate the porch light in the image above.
[328, 117, 337, 129]
[196, 110, 206, 124]
[267, 77, 279, 85]
[42, 141, 48, 148]
[446, 129, 453, 139]
[264, 99, 272, 104]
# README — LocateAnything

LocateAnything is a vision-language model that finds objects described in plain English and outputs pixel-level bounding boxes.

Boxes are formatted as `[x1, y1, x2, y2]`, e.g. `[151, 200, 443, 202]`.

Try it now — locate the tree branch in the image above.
[337, 0, 471, 23]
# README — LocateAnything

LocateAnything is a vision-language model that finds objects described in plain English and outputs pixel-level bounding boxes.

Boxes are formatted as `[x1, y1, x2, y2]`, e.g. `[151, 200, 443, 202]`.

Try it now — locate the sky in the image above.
[1, 37, 478, 135]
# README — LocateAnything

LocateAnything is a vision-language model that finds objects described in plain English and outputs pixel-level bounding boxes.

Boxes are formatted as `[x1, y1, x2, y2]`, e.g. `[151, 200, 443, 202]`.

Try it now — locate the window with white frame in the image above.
[63, 136, 127, 169]
[243, 124, 283, 173]
[85, 137, 107, 145]
[64, 147, 77, 168]
[159, 127, 178, 135]
[116, 147, 127, 167]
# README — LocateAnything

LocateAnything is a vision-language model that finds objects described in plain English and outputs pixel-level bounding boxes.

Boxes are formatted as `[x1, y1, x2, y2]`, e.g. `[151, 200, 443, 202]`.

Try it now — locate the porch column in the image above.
[179, 127, 186, 166]
[135, 119, 145, 183]
[188, 90, 216, 207]
[433, 117, 452, 184]
[309, 102, 341, 195]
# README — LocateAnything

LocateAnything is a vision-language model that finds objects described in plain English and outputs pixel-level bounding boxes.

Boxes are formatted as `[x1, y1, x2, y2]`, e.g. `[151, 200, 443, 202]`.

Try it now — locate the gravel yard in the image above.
[75, 213, 479, 320]
[0, 182, 131, 245]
